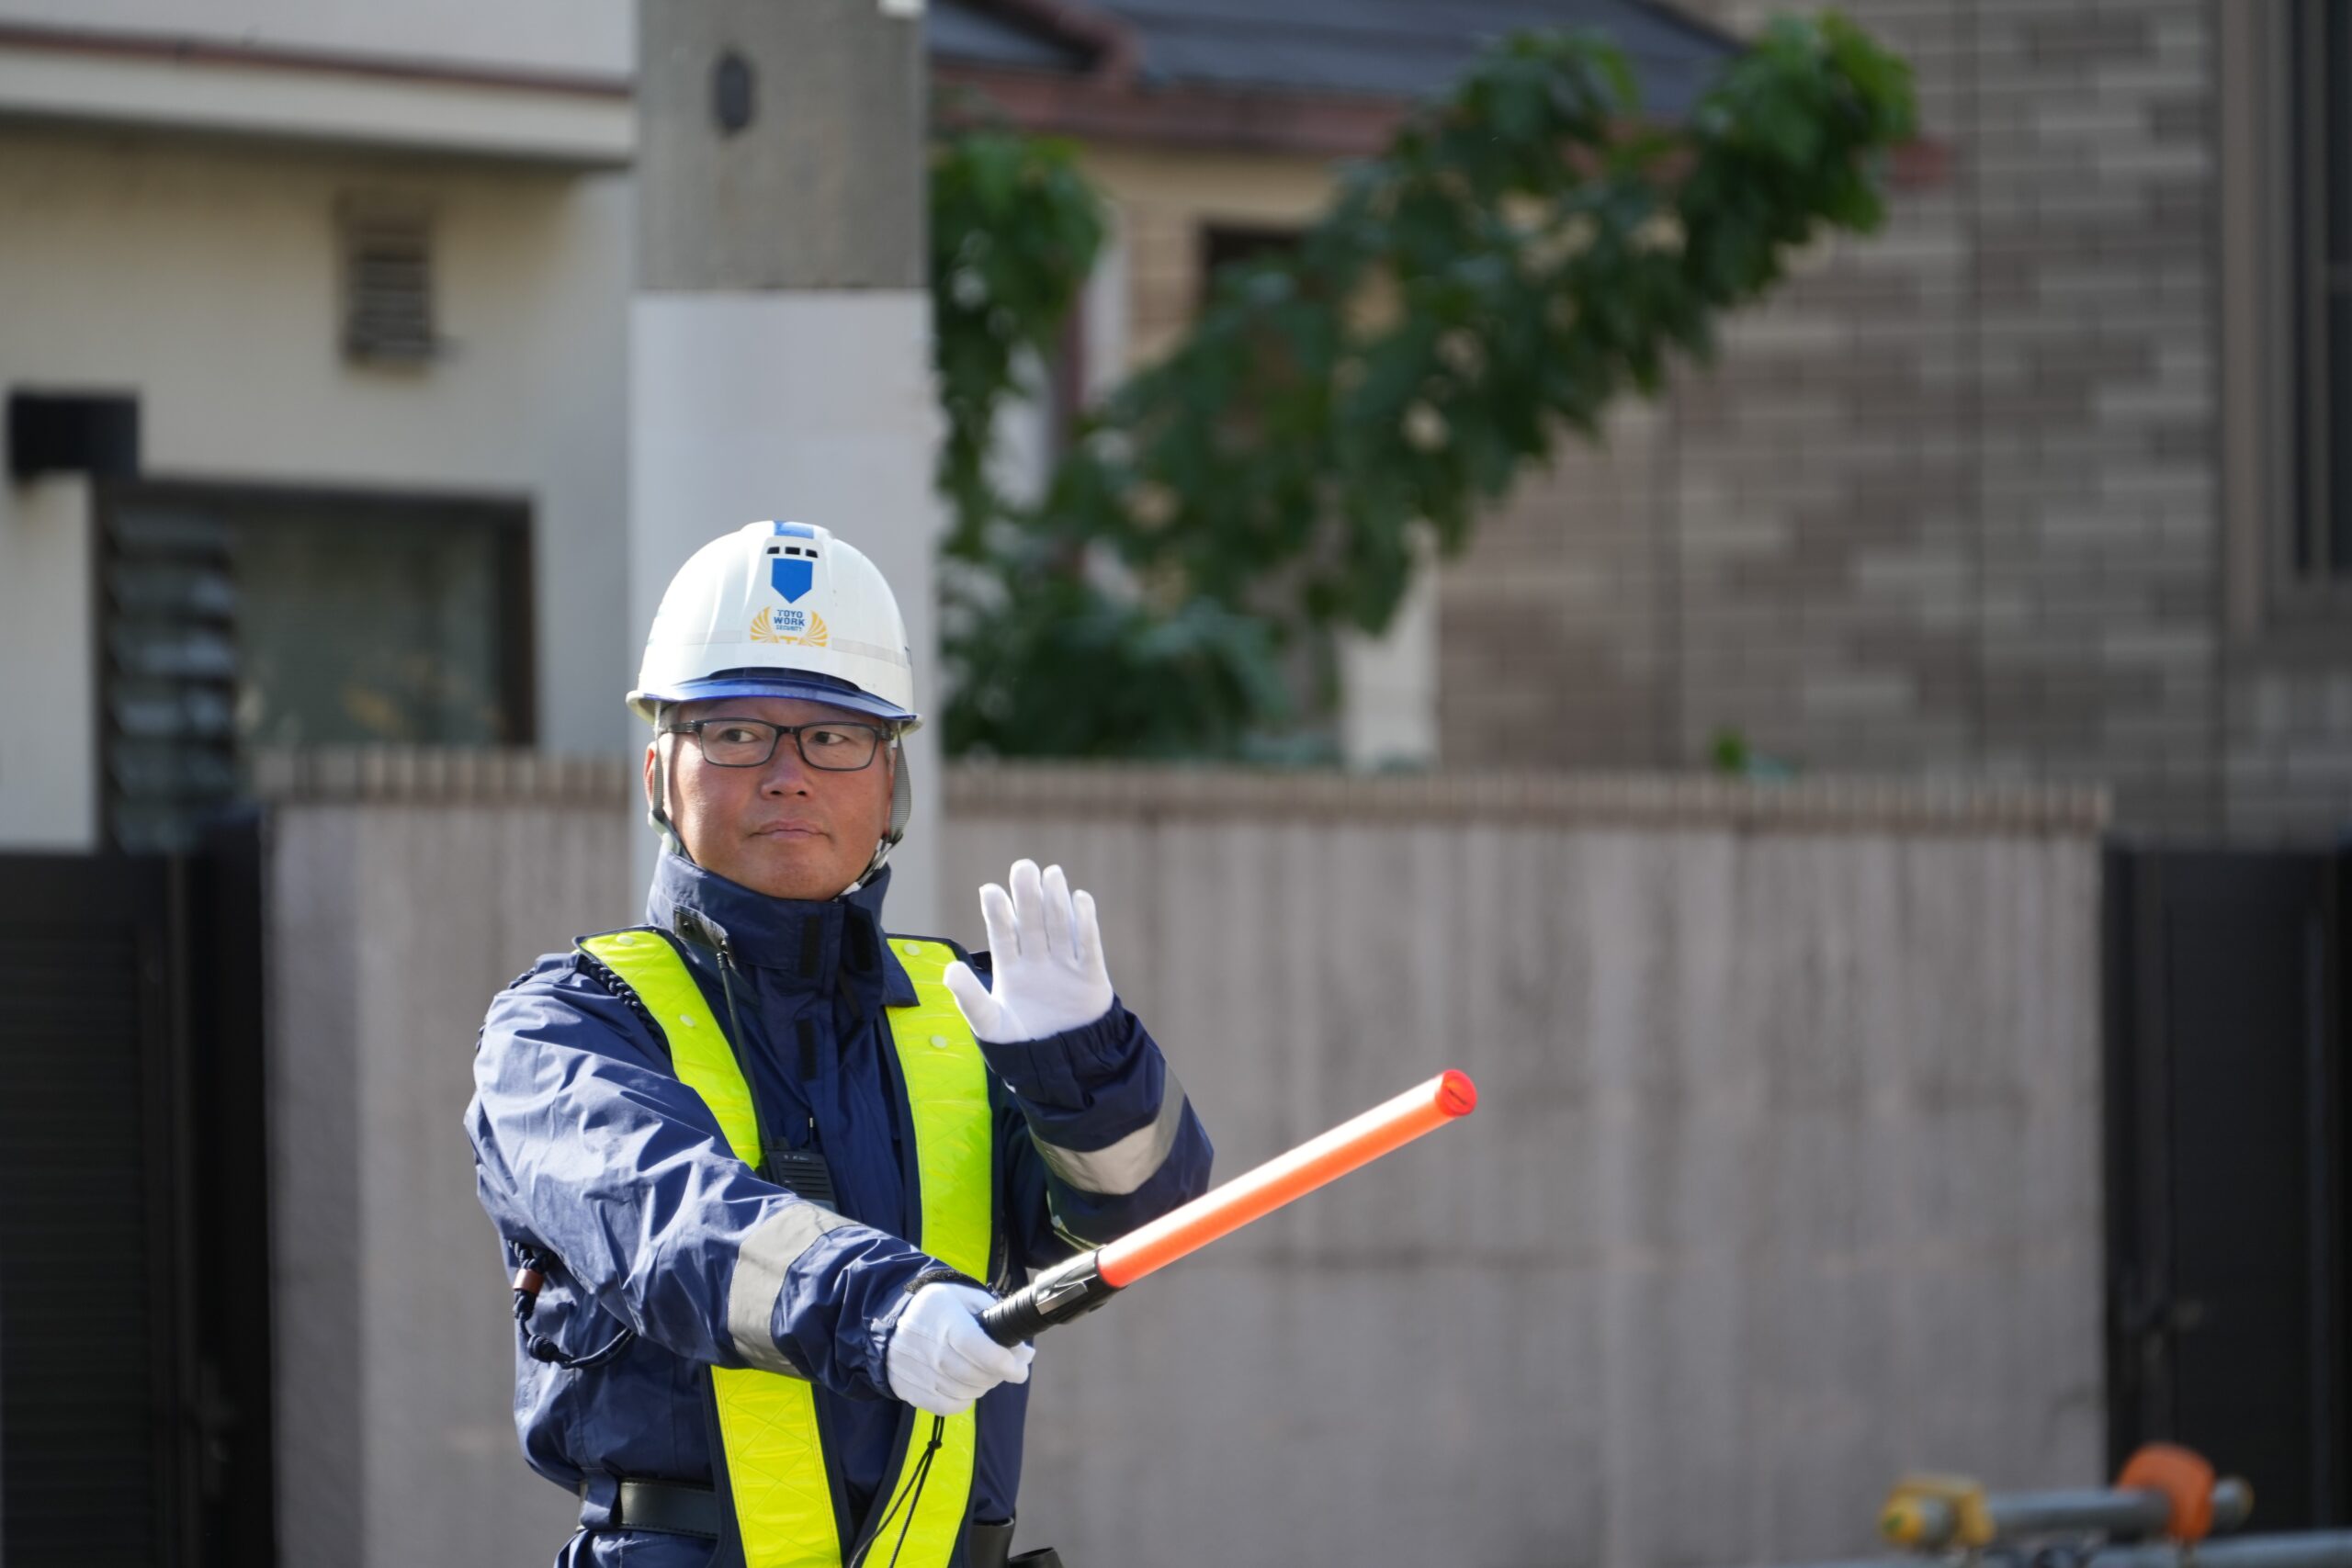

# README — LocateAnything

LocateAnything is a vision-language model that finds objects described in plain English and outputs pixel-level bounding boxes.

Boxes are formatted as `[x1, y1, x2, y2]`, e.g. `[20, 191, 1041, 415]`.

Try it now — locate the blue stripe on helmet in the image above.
[647, 672, 916, 725]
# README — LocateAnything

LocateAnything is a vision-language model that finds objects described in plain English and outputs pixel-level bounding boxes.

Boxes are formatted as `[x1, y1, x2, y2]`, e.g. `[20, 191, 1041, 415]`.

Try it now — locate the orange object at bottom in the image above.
[1096, 1069, 1477, 1289]
[2117, 1443, 2219, 1542]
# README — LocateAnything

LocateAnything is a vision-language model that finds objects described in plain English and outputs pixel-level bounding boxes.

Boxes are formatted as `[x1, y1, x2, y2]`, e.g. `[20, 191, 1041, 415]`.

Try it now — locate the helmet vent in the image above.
[764, 545, 819, 558]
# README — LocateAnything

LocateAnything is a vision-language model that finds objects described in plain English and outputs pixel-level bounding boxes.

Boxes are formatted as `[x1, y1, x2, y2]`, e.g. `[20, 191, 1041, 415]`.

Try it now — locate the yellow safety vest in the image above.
[577, 928, 997, 1568]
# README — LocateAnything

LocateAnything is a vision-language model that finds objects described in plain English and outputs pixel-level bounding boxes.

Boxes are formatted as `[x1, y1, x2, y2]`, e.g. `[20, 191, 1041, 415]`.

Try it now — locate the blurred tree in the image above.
[932, 16, 1917, 759]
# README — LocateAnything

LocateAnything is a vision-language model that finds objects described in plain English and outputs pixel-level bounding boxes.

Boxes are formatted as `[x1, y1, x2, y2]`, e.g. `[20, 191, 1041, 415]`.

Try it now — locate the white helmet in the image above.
[633, 522, 919, 883]
[629, 521, 921, 728]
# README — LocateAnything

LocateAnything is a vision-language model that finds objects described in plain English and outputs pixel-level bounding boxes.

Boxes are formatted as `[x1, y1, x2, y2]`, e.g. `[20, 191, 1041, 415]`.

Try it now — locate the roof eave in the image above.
[934, 59, 1410, 156]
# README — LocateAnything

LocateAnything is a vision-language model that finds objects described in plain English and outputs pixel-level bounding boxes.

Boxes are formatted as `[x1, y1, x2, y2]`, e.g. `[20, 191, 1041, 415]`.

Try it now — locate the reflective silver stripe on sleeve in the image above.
[727, 1201, 852, 1372]
[1034, 1075, 1190, 1197]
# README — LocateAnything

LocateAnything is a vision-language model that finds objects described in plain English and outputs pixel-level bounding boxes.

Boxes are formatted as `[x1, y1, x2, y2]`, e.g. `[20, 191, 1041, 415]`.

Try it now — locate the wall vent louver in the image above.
[339, 197, 437, 363]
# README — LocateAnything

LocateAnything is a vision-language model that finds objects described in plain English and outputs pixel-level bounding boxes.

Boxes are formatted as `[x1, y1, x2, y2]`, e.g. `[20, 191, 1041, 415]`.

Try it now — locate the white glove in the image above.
[942, 860, 1115, 1044]
[884, 1282, 1035, 1416]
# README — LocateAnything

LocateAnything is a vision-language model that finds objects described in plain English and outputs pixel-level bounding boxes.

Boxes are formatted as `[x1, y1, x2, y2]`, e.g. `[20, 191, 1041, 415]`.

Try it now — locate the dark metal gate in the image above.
[2106, 844, 2350, 1527]
[0, 821, 275, 1566]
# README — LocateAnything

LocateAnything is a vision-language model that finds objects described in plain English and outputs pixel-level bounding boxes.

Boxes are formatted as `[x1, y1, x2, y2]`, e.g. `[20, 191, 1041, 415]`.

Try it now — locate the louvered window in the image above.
[100, 485, 534, 852]
[339, 198, 436, 362]
[103, 506, 241, 852]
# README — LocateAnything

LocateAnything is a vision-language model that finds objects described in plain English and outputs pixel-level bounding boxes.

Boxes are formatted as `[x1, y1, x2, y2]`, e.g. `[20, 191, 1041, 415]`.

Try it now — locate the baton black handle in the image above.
[980, 1250, 1121, 1346]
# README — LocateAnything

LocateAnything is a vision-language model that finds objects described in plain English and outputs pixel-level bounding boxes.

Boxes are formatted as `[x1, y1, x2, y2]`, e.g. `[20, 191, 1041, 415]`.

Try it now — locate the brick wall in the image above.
[1440, 0, 2286, 837]
[2228, 660, 2352, 840]
[1440, 399, 1680, 768]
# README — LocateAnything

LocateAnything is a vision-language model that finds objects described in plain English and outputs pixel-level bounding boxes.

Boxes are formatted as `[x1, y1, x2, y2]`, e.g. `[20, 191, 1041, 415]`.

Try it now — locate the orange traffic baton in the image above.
[979, 1069, 1477, 1345]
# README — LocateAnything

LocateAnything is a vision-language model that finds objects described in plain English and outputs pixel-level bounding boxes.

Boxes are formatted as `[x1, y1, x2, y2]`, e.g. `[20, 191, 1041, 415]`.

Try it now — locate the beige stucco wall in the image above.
[0, 123, 633, 849]
[0, 0, 631, 78]
[0, 473, 97, 847]
[1075, 141, 1337, 370]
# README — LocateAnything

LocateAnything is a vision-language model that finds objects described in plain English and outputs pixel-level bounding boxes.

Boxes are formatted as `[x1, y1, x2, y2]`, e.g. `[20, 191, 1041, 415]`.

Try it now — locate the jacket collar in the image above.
[647, 852, 916, 1007]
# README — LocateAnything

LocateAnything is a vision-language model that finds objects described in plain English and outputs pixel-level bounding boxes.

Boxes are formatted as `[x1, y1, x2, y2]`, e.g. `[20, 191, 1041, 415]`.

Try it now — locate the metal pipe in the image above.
[1893, 1480, 2253, 1550]
[2091, 1532, 2352, 1568]
[1764, 1529, 2352, 1568]
[1996, 1490, 2173, 1540]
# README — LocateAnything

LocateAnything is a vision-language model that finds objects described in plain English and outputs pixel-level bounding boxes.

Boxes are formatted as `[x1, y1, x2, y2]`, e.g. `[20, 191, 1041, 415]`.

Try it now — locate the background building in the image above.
[1448, 0, 2352, 843]
[0, 0, 636, 852]
[18, 3, 2340, 852]
[935, 0, 2352, 841]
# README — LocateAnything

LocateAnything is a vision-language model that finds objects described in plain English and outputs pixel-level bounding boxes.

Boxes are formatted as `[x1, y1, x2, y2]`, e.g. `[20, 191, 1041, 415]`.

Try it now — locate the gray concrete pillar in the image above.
[629, 0, 944, 931]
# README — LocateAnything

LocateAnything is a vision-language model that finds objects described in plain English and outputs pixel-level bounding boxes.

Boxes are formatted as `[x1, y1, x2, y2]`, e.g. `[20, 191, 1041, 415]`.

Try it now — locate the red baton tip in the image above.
[1437, 1069, 1477, 1117]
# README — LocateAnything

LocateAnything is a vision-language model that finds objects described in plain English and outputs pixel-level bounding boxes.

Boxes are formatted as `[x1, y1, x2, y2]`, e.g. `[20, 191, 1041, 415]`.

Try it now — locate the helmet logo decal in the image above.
[771, 555, 814, 603]
[751, 607, 830, 647]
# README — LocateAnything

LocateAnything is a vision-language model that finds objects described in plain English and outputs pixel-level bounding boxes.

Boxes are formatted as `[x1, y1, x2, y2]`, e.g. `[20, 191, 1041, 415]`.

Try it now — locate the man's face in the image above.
[646, 695, 896, 902]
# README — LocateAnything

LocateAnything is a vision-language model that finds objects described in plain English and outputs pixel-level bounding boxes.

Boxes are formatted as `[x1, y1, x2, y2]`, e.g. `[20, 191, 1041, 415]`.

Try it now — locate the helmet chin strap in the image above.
[842, 738, 910, 896]
[649, 710, 692, 863]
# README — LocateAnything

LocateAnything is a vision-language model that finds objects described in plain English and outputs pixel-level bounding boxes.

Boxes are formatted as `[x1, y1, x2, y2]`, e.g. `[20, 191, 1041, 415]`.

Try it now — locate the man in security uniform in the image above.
[468, 522, 1213, 1567]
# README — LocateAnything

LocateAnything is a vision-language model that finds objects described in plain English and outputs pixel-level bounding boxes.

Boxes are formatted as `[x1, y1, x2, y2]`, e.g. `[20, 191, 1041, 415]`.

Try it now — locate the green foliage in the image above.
[1710, 727, 1797, 781]
[1711, 728, 1751, 775]
[933, 15, 1917, 759]
[931, 129, 1106, 554]
[944, 565, 1291, 759]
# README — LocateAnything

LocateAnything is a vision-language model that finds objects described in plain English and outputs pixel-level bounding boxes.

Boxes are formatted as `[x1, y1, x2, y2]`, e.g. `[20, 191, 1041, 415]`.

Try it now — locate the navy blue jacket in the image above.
[468, 853, 1212, 1566]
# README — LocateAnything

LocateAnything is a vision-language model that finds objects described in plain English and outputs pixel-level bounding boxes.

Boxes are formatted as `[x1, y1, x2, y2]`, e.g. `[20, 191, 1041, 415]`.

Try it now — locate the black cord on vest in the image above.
[511, 1243, 638, 1371]
[844, 1415, 945, 1568]
[713, 948, 752, 1062]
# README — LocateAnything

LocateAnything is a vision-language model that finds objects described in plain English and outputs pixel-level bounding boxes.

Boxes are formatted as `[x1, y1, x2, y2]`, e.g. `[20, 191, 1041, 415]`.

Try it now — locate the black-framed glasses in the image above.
[664, 716, 888, 771]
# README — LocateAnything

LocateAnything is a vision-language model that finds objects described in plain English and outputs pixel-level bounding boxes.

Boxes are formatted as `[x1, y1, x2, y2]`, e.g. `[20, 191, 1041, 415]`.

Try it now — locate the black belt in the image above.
[584, 1482, 1067, 1565]
[970, 1520, 1071, 1568]
[583, 1477, 722, 1540]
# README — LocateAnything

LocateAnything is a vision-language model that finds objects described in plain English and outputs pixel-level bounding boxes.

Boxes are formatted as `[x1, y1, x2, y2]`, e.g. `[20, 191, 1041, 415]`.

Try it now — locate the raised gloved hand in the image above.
[884, 1281, 1035, 1416]
[942, 860, 1114, 1044]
